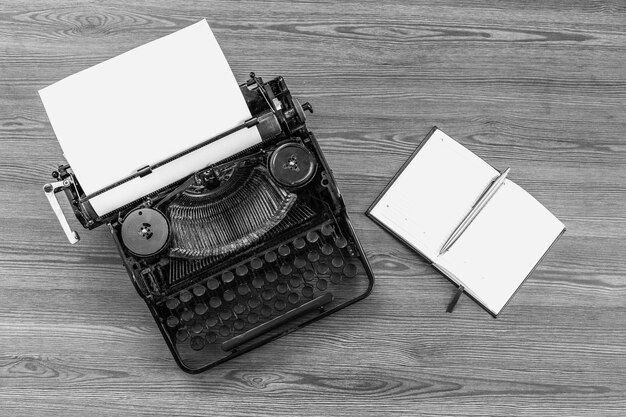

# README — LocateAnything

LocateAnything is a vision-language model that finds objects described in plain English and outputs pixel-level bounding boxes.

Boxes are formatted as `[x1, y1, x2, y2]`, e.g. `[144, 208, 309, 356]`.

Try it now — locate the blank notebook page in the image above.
[368, 128, 565, 315]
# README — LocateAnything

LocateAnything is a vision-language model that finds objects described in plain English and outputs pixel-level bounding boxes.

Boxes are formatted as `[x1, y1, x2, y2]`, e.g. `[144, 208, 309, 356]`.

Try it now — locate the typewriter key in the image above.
[190, 322, 204, 334]
[206, 315, 218, 328]
[265, 270, 278, 283]
[264, 251, 277, 263]
[219, 325, 231, 337]
[207, 277, 220, 291]
[252, 276, 264, 289]
[247, 313, 259, 324]
[344, 263, 358, 278]
[234, 319, 245, 331]
[278, 244, 290, 257]
[236, 264, 248, 277]
[250, 257, 263, 270]
[219, 310, 232, 321]
[316, 279, 328, 291]
[248, 298, 261, 309]
[261, 289, 275, 301]
[321, 223, 334, 237]
[293, 256, 307, 269]
[293, 237, 306, 250]
[192, 285, 206, 297]
[223, 290, 236, 302]
[321, 243, 334, 256]
[280, 264, 293, 275]
[303, 270, 315, 282]
[317, 263, 330, 275]
[238, 284, 251, 296]
[222, 271, 235, 284]
[120, 208, 170, 257]
[307, 251, 320, 263]
[233, 303, 246, 315]
[289, 276, 302, 288]
[306, 230, 319, 243]
[179, 290, 192, 303]
[261, 306, 272, 317]
[274, 299, 286, 311]
[302, 285, 314, 298]
[165, 298, 180, 310]
[287, 292, 300, 304]
[190, 335, 205, 351]
[181, 309, 194, 322]
[206, 332, 217, 344]
[176, 328, 189, 342]
[269, 142, 317, 188]
[194, 303, 208, 316]
[209, 296, 222, 309]
[166, 316, 179, 328]
[335, 236, 348, 249]
[332, 256, 344, 268]
[330, 272, 342, 284]
[276, 282, 289, 294]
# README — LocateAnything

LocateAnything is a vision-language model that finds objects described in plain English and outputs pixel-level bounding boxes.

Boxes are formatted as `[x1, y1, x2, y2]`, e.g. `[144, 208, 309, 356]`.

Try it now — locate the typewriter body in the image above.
[44, 74, 374, 373]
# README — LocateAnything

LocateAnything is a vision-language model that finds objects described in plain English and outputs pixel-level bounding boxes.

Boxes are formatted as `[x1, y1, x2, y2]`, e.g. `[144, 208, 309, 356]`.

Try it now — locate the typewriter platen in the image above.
[43, 74, 374, 373]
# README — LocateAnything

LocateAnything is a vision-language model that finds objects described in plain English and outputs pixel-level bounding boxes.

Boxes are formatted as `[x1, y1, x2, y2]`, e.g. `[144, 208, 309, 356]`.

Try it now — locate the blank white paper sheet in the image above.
[39, 19, 261, 216]
[368, 128, 565, 315]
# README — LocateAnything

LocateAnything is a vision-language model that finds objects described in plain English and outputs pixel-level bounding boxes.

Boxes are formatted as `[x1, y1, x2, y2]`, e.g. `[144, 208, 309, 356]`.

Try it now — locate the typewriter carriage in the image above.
[44, 74, 312, 233]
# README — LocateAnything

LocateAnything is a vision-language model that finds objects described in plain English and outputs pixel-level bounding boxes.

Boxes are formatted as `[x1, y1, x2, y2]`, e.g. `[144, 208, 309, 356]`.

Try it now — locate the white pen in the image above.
[439, 168, 510, 255]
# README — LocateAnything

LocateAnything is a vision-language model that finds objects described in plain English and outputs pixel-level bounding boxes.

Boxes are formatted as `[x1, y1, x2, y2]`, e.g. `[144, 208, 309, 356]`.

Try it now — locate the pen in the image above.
[439, 168, 510, 255]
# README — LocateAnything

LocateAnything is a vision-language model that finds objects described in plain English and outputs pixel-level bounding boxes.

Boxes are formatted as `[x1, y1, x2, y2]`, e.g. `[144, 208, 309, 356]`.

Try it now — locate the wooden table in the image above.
[1, 1, 624, 415]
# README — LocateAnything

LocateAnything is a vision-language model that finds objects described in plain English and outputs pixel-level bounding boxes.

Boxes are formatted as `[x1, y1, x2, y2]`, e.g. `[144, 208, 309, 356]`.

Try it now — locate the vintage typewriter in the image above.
[43, 73, 374, 373]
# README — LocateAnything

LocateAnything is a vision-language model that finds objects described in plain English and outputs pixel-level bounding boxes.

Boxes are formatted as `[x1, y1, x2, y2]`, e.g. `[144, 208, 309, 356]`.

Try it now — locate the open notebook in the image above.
[367, 127, 565, 316]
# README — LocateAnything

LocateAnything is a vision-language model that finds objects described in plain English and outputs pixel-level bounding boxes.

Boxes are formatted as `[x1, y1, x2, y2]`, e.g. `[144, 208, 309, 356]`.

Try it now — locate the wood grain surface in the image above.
[1, 1, 625, 415]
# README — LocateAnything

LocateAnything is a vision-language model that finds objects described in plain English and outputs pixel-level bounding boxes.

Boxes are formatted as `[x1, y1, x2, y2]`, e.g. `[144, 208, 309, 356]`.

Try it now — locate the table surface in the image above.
[1, 1, 625, 416]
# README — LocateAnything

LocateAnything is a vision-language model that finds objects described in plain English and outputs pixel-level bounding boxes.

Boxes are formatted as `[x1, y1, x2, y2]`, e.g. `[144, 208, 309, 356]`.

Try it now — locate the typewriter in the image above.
[43, 73, 374, 373]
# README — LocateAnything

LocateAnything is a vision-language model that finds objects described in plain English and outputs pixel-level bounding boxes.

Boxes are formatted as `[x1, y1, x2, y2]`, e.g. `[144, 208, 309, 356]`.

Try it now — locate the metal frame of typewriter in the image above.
[44, 73, 374, 373]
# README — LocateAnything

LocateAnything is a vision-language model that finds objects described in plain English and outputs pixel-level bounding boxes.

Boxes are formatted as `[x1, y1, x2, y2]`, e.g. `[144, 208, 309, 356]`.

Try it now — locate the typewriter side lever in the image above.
[43, 179, 80, 244]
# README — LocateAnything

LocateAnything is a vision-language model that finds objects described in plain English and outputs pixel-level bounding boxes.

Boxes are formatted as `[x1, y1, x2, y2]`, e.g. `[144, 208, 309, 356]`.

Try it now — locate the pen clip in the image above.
[446, 286, 464, 313]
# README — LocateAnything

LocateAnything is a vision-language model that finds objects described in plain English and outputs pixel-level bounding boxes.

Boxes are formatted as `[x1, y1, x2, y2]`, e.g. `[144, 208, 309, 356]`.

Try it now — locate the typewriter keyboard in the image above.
[158, 218, 370, 365]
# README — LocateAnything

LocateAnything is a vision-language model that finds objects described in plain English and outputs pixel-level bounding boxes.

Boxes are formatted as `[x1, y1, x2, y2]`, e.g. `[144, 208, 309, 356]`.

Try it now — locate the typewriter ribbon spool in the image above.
[269, 143, 317, 188]
[120, 208, 170, 257]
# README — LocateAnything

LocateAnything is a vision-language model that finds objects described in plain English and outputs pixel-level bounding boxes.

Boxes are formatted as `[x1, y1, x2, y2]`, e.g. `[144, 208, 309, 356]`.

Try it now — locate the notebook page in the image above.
[39, 19, 261, 216]
[436, 180, 565, 315]
[368, 129, 498, 261]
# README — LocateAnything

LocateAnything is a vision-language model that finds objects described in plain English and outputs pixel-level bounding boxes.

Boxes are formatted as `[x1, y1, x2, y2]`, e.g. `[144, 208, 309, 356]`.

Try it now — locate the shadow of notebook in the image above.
[367, 127, 565, 316]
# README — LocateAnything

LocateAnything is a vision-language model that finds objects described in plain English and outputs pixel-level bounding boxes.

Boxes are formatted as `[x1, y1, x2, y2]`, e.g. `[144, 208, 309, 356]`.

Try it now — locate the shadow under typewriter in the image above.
[153, 156, 371, 371]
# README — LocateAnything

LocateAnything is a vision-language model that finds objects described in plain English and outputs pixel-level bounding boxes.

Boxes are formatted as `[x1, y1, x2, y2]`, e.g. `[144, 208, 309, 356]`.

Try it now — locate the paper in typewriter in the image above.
[39, 19, 261, 216]
[368, 128, 565, 315]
